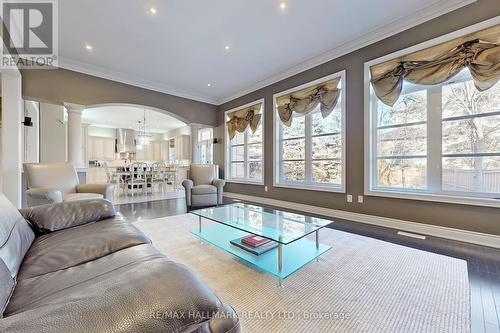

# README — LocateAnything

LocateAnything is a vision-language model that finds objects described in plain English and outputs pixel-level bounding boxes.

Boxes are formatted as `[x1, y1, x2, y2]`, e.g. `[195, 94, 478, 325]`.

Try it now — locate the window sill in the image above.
[274, 182, 345, 193]
[365, 188, 500, 208]
[225, 179, 264, 186]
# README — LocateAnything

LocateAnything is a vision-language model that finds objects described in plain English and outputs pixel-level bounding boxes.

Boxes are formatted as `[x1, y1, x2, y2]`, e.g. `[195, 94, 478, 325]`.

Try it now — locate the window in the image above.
[198, 128, 213, 142]
[198, 128, 213, 164]
[225, 101, 264, 183]
[368, 69, 500, 204]
[275, 72, 345, 192]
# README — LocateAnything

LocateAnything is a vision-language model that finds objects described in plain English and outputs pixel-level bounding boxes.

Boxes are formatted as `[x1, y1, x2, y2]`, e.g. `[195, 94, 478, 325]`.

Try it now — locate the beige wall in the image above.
[216, 0, 500, 236]
[21, 68, 218, 126]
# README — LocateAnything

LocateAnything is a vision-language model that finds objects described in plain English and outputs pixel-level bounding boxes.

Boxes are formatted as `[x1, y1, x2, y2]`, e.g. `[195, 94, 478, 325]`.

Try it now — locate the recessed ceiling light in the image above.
[207, 83, 212, 87]
[224, 45, 230, 51]
[279, 2, 286, 9]
[149, 7, 157, 15]
[85, 44, 93, 51]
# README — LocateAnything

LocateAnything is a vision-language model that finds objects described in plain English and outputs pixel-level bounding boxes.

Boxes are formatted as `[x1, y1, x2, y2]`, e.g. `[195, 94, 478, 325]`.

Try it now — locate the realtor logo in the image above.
[1, 0, 58, 68]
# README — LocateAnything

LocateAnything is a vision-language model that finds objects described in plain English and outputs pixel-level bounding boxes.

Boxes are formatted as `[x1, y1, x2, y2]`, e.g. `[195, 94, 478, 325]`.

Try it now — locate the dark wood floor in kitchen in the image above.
[115, 197, 500, 333]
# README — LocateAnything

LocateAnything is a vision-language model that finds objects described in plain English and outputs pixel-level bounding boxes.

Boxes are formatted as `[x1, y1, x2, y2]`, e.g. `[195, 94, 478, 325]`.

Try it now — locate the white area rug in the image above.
[134, 214, 470, 333]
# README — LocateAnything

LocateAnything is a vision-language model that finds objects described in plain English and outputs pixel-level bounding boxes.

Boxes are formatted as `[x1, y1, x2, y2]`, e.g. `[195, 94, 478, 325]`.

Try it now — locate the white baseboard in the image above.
[224, 192, 500, 249]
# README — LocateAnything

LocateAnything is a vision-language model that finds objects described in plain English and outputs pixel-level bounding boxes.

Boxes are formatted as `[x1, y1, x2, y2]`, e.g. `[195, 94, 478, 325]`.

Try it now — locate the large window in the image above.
[275, 72, 345, 192]
[368, 69, 500, 204]
[225, 101, 264, 183]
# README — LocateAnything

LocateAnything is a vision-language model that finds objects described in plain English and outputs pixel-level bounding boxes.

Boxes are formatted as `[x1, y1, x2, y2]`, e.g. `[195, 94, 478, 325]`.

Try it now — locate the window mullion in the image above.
[305, 115, 312, 183]
[278, 124, 284, 183]
[371, 93, 379, 189]
[244, 131, 249, 179]
[228, 134, 232, 179]
[427, 86, 442, 193]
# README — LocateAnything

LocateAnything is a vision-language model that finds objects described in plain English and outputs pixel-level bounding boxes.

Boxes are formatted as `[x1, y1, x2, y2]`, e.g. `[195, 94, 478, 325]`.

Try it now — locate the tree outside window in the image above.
[371, 69, 500, 197]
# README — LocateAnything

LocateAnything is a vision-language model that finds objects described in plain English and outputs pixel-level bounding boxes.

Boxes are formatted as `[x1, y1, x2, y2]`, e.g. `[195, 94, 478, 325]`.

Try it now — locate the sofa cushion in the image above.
[22, 199, 115, 233]
[192, 184, 218, 195]
[63, 193, 104, 202]
[17, 215, 150, 281]
[0, 194, 34, 278]
[0, 259, 15, 318]
[3, 244, 223, 333]
[6, 244, 160, 314]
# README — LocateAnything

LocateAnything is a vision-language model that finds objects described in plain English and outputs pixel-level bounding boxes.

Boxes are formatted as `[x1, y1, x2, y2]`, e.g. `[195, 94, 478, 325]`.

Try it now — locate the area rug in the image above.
[133, 214, 470, 333]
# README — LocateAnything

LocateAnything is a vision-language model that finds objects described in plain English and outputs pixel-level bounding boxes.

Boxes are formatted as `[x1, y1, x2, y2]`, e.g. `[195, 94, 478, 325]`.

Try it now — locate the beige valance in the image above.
[370, 24, 500, 106]
[276, 78, 341, 127]
[226, 103, 262, 139]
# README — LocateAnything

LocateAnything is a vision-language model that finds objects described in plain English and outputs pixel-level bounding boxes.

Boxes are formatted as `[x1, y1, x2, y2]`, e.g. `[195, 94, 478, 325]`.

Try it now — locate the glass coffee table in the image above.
[190, 203, 332, 287]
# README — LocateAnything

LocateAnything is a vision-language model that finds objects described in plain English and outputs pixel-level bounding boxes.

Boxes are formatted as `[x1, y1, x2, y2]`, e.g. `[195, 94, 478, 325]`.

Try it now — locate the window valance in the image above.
[276, 77, 341, 127]
[226, 103, 262, 140]
[370, 24, 500, 106]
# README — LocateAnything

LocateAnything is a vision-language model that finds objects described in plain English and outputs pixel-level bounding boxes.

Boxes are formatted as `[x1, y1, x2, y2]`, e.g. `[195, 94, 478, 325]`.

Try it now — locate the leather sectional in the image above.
[0, 194, 240, 333]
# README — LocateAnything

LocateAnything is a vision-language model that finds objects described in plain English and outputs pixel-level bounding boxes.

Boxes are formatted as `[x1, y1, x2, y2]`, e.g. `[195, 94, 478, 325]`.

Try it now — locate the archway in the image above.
[85, 103, 191, 125]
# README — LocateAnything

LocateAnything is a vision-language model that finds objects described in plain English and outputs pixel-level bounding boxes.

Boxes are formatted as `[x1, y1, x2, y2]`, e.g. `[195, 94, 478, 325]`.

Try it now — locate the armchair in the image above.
[23, 163, 114, 207]
[182, 164, 225, 209]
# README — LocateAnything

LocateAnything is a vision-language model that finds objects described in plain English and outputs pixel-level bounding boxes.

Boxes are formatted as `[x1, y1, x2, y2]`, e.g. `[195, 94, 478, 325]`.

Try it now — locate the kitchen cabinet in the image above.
[161, 141, 169, 160]
[135, 140, 168, 161]
[170, 135, 191, 161]
[88, 136, 116, 160]
[135, 145, 146, 160]
[152, 141, 162, 160]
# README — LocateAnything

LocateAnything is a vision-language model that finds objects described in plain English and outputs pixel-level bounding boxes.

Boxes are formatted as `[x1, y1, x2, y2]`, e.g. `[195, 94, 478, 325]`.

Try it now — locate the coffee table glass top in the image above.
[190, 203, 332, 245]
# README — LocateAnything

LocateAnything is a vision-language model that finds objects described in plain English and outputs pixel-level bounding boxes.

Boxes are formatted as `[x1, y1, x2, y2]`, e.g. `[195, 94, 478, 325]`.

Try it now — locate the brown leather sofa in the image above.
[0, 194, 240, 333]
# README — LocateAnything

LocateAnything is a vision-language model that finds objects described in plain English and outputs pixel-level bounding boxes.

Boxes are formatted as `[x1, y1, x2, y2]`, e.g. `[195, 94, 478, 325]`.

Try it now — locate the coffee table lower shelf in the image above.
[190, 223, 331, 282]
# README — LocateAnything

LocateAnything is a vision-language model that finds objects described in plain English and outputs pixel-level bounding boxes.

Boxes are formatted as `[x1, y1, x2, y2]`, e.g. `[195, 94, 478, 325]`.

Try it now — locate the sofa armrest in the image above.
[212, 179, 225, 188]
[182, 179, 194, 207]
[182, 179, 194, 189]
[26, 187, 63, 206]
[77, 183, 114, 200]
[22, 199, 116, 233]
[212, 179, 225, 205]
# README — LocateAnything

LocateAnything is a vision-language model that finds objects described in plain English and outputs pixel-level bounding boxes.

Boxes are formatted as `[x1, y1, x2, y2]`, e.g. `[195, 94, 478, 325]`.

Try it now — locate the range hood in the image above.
[116, 129, 136, 154]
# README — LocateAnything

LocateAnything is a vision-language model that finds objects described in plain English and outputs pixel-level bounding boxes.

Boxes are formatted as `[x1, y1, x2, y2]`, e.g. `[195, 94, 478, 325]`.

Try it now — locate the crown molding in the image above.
[217, 0, 476, 105]
[57, 57, 219, 105]
[56, 0, 475, 106]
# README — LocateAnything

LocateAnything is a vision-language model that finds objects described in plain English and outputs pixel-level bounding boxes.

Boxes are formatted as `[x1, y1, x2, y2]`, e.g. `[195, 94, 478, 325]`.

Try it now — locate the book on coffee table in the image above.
[230, 237, 278, 256]
[241, 235, 271, 247]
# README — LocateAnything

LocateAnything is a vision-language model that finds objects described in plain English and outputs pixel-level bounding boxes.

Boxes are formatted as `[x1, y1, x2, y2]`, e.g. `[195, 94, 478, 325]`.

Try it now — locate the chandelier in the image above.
[136, 109, 151, 150]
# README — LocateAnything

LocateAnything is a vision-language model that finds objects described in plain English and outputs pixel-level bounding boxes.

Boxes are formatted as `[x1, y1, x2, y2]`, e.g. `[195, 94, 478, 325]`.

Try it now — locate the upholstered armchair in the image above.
[23, 163, 114, 207]
[182, 164, 225, 209]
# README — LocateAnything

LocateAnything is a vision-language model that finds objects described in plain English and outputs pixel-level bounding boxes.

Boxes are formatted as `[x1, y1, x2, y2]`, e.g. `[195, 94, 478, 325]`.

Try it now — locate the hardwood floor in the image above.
[115, 197, 500, 333]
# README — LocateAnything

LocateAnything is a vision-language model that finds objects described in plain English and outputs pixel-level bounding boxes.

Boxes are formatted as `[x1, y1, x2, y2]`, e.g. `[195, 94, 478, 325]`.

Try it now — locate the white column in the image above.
[65, 103, 85, 168]
[191, 124, 202, 164]
[1, 69, 23, 207]
[81, 123, 90, 167]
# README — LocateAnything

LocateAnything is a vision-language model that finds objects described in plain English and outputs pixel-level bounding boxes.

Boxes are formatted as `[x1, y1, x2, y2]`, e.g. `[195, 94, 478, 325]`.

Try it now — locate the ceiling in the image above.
[59, 0, 472, 104]
[82, 106, 186, 133]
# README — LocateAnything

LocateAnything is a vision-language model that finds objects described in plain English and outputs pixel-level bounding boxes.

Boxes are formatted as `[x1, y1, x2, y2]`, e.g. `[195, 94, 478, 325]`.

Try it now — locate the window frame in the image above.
[224, 99, 265, 185]
[273, 71, 346, 193]
[198, 127, 213, 142]
[198, 127, 213, 165]
[363, 17, 500, 208]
